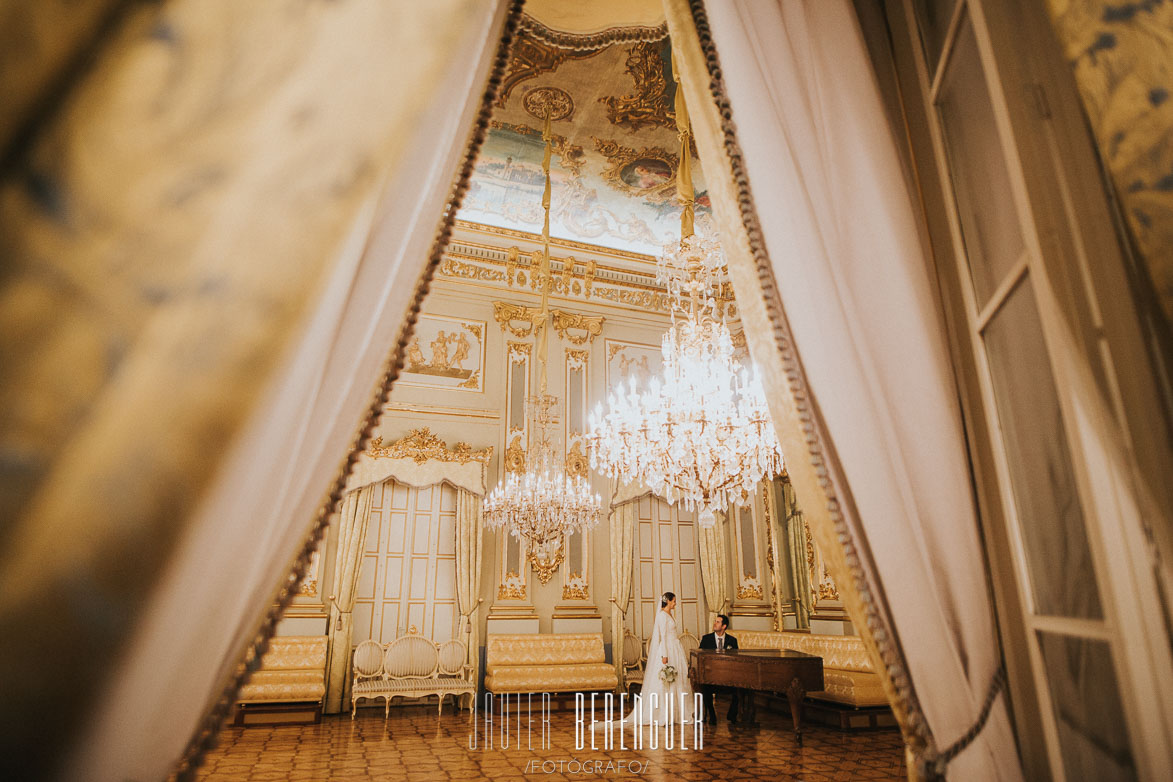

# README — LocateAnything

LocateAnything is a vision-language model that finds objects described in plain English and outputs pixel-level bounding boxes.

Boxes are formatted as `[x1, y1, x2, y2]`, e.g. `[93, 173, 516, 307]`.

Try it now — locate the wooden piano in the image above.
[688, 648, 824, 744]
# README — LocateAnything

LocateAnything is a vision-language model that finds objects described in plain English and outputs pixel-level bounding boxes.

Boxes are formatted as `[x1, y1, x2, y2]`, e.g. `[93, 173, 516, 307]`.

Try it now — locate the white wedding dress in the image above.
[633, 609, 694, 725]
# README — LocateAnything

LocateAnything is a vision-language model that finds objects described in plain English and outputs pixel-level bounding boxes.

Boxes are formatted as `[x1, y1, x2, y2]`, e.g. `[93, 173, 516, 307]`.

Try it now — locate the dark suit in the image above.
[699, 631, 740, 722]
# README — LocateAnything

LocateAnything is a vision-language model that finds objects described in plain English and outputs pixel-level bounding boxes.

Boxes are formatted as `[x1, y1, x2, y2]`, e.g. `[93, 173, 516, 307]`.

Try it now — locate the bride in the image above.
[632, 591, 695, 727]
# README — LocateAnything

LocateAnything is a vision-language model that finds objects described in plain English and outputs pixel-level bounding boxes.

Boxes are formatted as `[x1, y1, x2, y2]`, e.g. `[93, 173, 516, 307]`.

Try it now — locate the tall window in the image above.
[889, 0, 1173, 777]
[627, 496, 707, 641]
[352, 481, 458, 644]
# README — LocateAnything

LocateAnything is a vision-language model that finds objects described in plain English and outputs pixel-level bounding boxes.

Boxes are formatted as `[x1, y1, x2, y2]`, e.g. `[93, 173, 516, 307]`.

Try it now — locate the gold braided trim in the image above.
[518, 13, 667, 52]
[169, 2, 527, 779]
[681, 0, 931, 764]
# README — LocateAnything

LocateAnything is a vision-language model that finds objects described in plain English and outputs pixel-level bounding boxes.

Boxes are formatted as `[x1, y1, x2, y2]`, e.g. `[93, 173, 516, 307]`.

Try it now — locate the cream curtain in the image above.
[608, 492, 642, 685]
[48, 2, 512, 778]
[324, 485, 377, 713]
[455, 488, 484, 685]
[697, 510, 730, 622]
[783, 480, 812, 629]
[665, 1, 1021, 778]
[326, 459, 486, 713]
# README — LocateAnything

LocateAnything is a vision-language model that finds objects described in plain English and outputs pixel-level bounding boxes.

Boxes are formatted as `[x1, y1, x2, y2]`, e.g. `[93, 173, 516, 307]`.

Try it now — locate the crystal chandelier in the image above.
[585, 70, 784, 528]
[483, 106, 602, 549]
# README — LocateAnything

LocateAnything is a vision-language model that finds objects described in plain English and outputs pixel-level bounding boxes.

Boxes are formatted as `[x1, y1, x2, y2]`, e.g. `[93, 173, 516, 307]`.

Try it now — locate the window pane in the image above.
[983, 276, 1102, 618]
[740, 507, 757, 579]
[937, 20, 1026, 307]
[1036, 633, 1136, 781]
[913, 0, 958, 71]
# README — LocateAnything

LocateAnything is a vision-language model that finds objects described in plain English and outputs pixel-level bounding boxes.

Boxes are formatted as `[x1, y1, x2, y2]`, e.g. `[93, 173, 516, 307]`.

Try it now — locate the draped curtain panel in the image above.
[665, 1, 1022, 778]
[760, 478, 797, 628]
[783, 480, 813, 629]
[697, 510, 730, 621]
[325, 486, 377, 713]
[26, 2, 515, 778]
[608, 492, 641, 684]
[455, 489, 484, 683]
[326, 458, 486, 713]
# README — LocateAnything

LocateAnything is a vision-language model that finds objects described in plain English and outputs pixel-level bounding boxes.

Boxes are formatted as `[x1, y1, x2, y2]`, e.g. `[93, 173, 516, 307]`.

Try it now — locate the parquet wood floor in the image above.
[194, 705, 905, 781]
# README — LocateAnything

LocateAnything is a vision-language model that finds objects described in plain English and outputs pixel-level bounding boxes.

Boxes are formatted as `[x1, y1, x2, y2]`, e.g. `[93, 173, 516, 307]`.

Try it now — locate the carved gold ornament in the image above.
[504, 433, 527, 474]
[566, 348, 589, 369]
[494, 301, 542, 338]
[528, 543, 564, 585]
[507, 341, 533, 363]
[736, 575, 764, 601]
[599, 41, 675, 131]
[551, 309, 604, 345]
[565, 441, 589, 479]
[497, 28, 605, 107]
[368, 428, 491, 464]
[594, 138, 679, 204]
[523, 86, 575, 122]
[497, 571, 526, 601]
[562, 572, 589, 600]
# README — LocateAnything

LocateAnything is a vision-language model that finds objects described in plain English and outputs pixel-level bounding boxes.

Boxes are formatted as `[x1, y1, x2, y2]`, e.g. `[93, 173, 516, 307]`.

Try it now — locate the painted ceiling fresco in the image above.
[457, 22, 710, 256]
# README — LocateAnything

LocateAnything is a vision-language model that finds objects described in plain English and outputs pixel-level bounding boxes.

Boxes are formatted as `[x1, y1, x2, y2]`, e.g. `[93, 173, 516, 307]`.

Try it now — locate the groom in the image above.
[699, 614, 740, 724]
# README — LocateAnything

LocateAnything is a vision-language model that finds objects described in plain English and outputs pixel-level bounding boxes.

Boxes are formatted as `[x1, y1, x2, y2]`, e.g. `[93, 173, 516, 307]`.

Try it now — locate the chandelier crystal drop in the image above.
[584, 65, 784, 528]
[482, 104, 602, 548]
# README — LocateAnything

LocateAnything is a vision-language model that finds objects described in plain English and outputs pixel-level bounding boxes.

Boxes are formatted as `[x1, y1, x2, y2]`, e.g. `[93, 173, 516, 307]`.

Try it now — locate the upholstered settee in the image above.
[484, 633, 618, 693]
[235, 635, 328, 725]
[736, 630, 888, 708]
[351, 632, 475, 718]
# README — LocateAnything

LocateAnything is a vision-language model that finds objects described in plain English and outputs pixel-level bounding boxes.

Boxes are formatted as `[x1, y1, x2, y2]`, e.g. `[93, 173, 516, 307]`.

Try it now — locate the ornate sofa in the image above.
[235, 635, 328, 725]
[351, 631, 474, 718]
[484, 633, 618, 694]
[736, 630, 891, 725]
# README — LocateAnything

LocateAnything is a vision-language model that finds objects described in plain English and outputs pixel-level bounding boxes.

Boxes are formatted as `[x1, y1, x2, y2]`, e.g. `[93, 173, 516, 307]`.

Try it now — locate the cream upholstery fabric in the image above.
[485, 664, 619, 693]
[737, 630, 886, 707]
[485, 633, 605, 666]
[351, 634, 474, 717]
[484, 633, 618, 693]
[237, 636, 327, 704]
[738, 630, 876, 673]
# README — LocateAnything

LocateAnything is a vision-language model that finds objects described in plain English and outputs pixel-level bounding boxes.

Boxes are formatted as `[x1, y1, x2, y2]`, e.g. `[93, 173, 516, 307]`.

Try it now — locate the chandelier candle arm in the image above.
[584, 66, 785, 527]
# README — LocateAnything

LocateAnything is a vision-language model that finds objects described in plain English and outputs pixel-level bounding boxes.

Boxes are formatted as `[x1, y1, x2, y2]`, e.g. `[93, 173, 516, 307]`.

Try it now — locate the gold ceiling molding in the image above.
[600, 41, 675, 131]
[455, 219, 657, 263]
[519, 12, 667, 52]
[551, 308, 604, 345]
[367, 428, 491, 465]
[384, 402, 501, 420]
[594, 138, 679, 204]
[497, 27, 605, 107]
[493, 300, 543, 337]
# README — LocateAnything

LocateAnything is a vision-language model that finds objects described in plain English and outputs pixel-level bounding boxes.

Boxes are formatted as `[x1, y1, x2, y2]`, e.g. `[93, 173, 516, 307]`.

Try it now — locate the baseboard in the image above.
[234, 701, 323, 727]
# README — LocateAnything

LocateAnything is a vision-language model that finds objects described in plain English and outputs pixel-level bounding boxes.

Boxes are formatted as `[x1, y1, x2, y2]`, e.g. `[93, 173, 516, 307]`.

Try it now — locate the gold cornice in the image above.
[551, 309, 604, 345]
[384, 403, 500, 420]
[455, 219, 658, 263]
[368, 427, 492, 464]
[493, 300, 543, 337]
